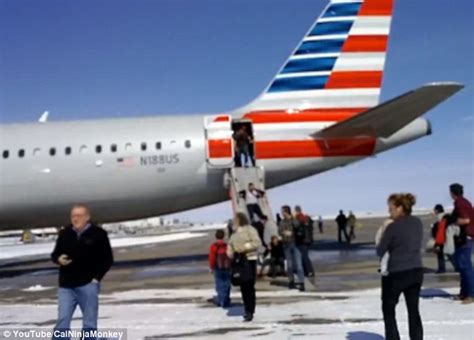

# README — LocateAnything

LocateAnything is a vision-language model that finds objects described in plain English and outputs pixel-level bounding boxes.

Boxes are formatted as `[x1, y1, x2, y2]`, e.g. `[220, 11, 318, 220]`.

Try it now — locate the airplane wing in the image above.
[312, 83, 464, 139]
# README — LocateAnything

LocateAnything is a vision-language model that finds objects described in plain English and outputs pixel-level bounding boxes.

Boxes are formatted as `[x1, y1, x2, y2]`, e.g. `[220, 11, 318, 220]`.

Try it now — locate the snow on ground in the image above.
[2, 287, 473, 339]
[0, 232, 207, 261]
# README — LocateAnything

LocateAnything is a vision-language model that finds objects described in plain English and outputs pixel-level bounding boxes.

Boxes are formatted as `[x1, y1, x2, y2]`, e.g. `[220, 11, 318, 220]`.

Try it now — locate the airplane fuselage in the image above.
[0, 113, 430, 229]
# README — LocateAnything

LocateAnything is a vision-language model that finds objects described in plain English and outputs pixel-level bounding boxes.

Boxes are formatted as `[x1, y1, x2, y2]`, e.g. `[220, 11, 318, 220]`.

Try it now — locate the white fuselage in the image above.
[0, 113, 430, 230]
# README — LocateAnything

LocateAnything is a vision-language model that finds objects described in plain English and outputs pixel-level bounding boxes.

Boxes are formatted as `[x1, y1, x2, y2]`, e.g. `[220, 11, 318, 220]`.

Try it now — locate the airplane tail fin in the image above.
[235, 0, 394, 120]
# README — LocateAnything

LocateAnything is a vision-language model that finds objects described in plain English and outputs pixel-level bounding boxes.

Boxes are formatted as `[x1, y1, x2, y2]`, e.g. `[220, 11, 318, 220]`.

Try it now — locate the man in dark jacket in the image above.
[51, 204, 114, 339]
[336, 210, 350, 244]
[294, 206, 314, 277]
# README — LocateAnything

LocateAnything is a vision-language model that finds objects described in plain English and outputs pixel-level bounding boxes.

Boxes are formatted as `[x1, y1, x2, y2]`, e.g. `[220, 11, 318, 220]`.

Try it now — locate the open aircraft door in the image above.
[204, 115, 234, 168]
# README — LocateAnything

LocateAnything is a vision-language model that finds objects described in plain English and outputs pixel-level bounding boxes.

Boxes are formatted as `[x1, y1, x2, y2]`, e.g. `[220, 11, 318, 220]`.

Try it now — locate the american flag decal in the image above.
[116, 157, 135, 167]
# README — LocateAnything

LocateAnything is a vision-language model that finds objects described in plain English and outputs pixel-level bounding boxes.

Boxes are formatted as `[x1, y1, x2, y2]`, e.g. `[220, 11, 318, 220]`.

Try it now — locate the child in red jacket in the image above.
[208, 229, 231, 307]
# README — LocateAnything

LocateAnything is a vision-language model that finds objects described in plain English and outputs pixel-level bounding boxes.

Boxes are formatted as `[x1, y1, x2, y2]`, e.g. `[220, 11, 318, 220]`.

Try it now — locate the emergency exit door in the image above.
[204, 115, 234, 168]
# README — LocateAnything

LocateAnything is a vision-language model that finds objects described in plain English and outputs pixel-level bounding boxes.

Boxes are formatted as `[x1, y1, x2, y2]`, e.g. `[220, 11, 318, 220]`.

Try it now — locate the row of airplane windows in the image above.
[1, 140, 192, 159]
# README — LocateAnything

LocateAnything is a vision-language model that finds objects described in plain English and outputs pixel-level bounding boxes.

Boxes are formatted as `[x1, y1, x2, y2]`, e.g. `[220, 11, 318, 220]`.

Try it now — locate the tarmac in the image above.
[0, 214, 464, 303]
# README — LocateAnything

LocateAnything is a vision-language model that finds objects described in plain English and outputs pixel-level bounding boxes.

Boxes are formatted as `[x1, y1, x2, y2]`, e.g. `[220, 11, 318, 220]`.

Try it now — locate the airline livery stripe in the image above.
[322, 2, 362, 18]
[303, 34, 349, 42]
[243, 108, 367, 123]
[268, 76, 328, 92]
[255, 139, 376, 159]
[309, 21, 354, 36]
[332, 52, 385, 71]
[342, 35, 388, 52]
[275, 71, 331, 79]
[349, 16, 391, 35]
[289, 52, 340, 61]
[358, 0, 393, 16]
[325, 71, 383, 89]
[296, 39, 345, 55]
[208, 139, 232, 158]
[281, 57, 337, 74]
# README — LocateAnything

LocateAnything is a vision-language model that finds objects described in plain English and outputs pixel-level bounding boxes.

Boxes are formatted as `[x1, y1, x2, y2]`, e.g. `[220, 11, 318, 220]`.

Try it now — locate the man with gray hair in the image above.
[51, 204, 113, 339]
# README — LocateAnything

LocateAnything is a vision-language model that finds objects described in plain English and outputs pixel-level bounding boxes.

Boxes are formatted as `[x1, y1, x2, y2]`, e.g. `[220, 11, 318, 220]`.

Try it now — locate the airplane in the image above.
[0, 0, 463, 230]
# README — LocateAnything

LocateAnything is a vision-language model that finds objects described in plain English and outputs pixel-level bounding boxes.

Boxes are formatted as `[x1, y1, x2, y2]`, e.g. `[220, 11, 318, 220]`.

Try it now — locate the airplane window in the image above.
[141, 142, 147, 151]
[65, 147, 72, 155]
[156, 142, 161, 150]
[2, 150, 8, 159]
[96, 145, 102, 154]
[18, 149, 25, 158]
[49, 148, 56, 156]
[80, 145, 88, 154]
[33, 148, 41, 156]
[125, 143, 133, 151]
[185, 140, 191, 148]
[111, 144, 117, 153]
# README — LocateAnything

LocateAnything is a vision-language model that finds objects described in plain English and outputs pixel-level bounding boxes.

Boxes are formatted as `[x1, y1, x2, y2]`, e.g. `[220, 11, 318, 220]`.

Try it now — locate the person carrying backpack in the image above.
[208, 229, 231, 308]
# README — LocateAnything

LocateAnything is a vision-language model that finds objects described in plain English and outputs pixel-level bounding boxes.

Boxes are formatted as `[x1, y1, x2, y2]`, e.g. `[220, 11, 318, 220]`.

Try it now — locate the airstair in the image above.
[224, 166, 278, 244]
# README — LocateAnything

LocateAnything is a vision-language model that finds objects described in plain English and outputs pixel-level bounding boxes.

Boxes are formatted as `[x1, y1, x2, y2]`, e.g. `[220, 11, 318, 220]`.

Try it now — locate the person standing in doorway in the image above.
[51, 204, 113, 340]
[233, 125, 251, 167]
[377, 193, 424, 340]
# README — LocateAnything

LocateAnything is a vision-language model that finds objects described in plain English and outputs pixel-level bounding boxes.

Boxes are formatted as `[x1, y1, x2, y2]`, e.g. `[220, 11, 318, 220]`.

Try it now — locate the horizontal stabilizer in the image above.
[312, 83, 463, 138]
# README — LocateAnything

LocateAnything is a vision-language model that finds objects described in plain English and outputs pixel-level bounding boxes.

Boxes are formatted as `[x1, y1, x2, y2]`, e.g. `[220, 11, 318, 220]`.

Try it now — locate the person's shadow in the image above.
[225, 302, 245, 317]
[420, 288, 452, 299]
[346, 331, 383, 340]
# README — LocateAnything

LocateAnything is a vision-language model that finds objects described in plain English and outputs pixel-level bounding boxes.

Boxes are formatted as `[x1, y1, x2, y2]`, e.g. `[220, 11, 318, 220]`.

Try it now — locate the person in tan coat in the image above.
[227, 212, 262, 322]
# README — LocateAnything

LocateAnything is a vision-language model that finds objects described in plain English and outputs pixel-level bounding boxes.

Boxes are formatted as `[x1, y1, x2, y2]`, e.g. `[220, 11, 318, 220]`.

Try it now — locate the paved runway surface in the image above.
[1, 215, 472, 339]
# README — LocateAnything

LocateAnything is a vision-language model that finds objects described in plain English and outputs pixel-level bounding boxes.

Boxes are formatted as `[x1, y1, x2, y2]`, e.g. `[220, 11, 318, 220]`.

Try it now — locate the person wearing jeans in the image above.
[278, 205, 305, 291]
[208, 229, 231, 308]
[449, 183, 474, 304]
[51, 204, 113, 340]
[377, 193, 424, 340]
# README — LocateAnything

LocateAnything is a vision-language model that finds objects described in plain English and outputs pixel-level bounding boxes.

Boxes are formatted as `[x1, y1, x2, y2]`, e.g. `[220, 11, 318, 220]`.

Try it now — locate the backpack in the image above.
[215, 243, 231, 270]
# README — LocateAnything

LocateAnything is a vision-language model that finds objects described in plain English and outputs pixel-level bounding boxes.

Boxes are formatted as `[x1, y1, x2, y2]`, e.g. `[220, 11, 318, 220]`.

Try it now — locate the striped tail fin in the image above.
[235, 0, 394, 119]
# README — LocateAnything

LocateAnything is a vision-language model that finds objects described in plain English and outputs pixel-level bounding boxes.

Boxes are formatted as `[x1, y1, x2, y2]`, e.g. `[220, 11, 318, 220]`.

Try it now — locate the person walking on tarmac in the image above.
[51, 204, 113, 340]
[377, 193, 424, 340]
[348, 211, 357, 241]
[208, 229, 232, 308]
[336, 210, 350, 244]
[239, 183, 268, 223]
[294, 206, 315, 277]
[227, 213, 262, 322]
[278, 206, 305, 291]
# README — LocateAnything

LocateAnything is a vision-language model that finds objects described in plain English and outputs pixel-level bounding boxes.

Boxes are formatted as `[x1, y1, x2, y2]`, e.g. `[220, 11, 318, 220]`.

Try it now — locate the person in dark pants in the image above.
[227, 213, 262, 322]
[294, 206, 314, 277]
[239, 183, 267, 222]
[335, 210, 350, 243]
[51, 204, 113, 340]
[317, 215, 324, 234]
[449, 183, 474, 304]
[431, 204, 450, 273]
[278, 206, 305, 291]
[377, 193, 424, 340]
[208, 229, 231, 308]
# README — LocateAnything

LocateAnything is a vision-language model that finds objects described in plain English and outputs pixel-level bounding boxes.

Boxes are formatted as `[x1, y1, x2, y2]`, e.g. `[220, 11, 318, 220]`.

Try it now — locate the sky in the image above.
[0, 0, 473, 222]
